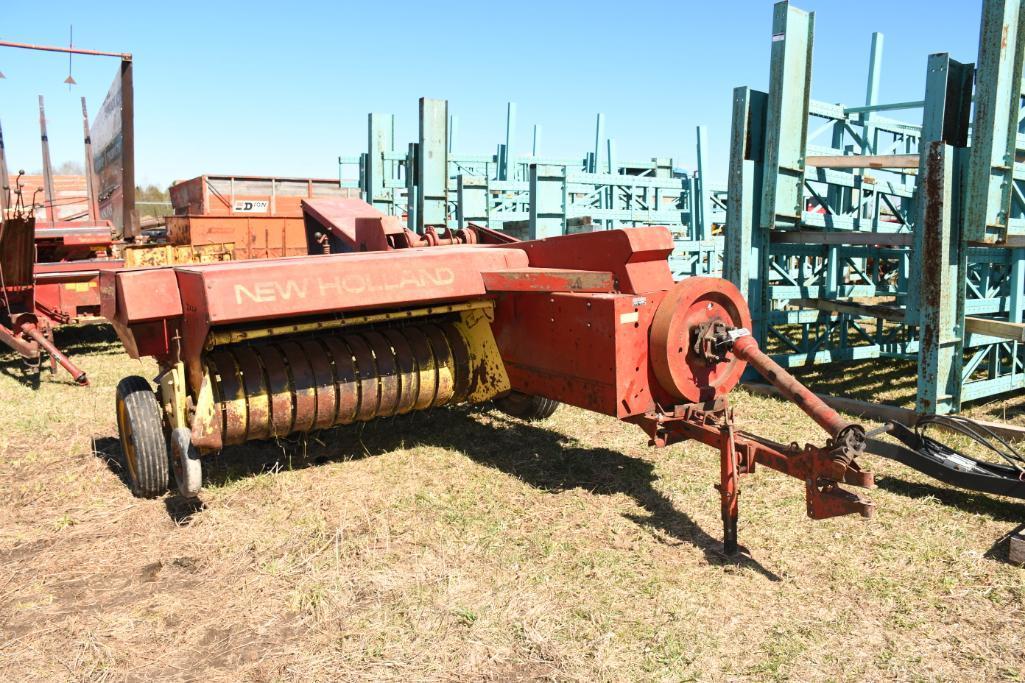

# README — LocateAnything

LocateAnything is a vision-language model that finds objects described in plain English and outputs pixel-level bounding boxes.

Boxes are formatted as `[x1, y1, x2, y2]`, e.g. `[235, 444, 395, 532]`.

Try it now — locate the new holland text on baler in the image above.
[102, 226, 874, 553]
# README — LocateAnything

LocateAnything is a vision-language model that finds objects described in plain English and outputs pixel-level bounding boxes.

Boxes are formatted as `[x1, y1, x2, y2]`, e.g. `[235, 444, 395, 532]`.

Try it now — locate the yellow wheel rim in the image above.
[117, 397, 139, 482]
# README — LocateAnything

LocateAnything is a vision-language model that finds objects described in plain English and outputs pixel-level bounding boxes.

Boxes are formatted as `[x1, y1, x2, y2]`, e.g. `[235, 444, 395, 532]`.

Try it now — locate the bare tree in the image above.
[55, 160, 84, 175]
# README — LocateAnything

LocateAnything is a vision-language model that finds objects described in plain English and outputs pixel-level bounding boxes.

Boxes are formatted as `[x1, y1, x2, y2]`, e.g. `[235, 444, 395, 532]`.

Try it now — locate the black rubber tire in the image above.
[494, 391, 560, 421]
[115, 376, 170, 498]
[169, 427, 203, 499]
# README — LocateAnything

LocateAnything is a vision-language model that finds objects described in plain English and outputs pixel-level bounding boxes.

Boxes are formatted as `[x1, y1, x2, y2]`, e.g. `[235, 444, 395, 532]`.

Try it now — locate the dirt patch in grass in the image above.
[1, 326, 1024, 681]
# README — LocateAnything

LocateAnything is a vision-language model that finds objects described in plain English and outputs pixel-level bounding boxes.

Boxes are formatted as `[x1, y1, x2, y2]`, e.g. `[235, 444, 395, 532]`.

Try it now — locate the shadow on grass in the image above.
[93, 435, 132, 491]
[985, 523, 1025, 564]
[93, 434, 208, 525]
[774, 356, 1025, 422]
[97, 407, 782, 580]
[53, 323, 123, 357]
[962, 397, 1025, 423]
[786, 358, 918, 408]
[0, 355, 43, 388]
[873, 475, 1025, 524]
[164, 496, 206, 524]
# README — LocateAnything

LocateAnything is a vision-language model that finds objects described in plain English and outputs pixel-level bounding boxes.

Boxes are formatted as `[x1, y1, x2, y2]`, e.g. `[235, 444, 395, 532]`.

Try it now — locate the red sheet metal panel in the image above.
[35, 221, 114, 247]
[491, 291, 664, 418]
[28, 257, 123, 323]
[100, 267, 183, 359]
[33, 279, 101, 321]
[170, 175, 359, 217]
[168, 176, 205, 215]
[481, 268, 614, 293]
[0, 216, 35, 287]
[165, 215, 307, 259]
[100, 268, 183, 324]
[500, 226, 674, 294]
[301, 197, 384, 246]
[353, 216, 406, 252]
[34, 259, 123, 277]
[173, 246, 529, 326]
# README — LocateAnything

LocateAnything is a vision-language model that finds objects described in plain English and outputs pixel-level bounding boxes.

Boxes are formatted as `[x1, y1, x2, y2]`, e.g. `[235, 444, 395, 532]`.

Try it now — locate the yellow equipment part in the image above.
[122, 242, 234, 268]
[188, 301, 509, 451]
[159, 361, 189, 431]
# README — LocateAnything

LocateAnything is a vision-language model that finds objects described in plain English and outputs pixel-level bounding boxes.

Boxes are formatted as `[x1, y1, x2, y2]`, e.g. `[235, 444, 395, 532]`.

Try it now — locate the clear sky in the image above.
[0, 1, 982, 189]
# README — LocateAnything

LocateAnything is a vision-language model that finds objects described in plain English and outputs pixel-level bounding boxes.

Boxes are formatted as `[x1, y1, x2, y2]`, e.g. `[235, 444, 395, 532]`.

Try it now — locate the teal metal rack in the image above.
[347, 98, 726, 277]
[726, 0, 1025, 414]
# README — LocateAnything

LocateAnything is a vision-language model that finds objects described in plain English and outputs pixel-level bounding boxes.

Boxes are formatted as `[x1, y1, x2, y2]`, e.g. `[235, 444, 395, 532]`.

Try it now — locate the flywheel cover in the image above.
[649, 277, 752, 403]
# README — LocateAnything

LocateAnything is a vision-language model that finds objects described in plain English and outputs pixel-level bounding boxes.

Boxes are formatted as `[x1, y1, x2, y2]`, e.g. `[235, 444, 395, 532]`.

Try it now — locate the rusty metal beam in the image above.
[0, 117, 8, 215]
[964, 317, 1025, 342]
[0, 39, 130, 60]
[805, 154, 919, 169]
[37, 96, 55, 226]
[790, 297, 905, 322]
[743, 381, 1025, 443]
[0, 323, 38, 358]
[793, 296, 1024, 342]
[80, 98, 101, 223]
[770, 231, 912, 246]
[120, 59, 137, 238]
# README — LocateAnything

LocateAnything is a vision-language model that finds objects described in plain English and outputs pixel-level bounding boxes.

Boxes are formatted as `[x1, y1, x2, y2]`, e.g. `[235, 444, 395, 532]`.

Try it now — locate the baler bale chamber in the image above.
[101, 226, 875, 552]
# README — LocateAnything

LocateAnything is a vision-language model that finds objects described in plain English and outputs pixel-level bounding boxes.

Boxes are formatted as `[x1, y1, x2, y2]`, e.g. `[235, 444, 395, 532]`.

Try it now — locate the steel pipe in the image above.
[731, 333, 850, 439]
[21, 322, 89, 384]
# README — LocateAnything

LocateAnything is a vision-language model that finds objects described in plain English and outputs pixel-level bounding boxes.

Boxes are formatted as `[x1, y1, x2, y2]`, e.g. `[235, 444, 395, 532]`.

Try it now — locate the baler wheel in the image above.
[494, 392, 560, 421]
[115, 376, 171, 499]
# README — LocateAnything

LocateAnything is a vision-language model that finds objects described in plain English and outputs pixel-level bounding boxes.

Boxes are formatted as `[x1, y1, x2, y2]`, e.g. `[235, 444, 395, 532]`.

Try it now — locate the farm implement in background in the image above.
[0, 35, 134, 385]
[0, 205, 95, 384]
[0, 94, 124, 384]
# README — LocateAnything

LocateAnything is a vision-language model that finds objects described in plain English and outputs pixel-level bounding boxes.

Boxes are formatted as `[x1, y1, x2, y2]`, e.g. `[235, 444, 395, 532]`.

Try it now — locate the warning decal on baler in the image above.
[620, 312, 640, 324]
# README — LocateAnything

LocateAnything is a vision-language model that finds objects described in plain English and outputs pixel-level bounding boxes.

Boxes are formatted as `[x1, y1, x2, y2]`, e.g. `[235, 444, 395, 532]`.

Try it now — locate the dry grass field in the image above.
[1, 326, 1024, 681]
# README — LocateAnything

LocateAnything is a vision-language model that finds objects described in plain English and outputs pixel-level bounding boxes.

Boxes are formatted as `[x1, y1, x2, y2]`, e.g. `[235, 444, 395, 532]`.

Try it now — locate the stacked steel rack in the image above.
[725, 0, 1025, 415]
[342, 100, 727, 278]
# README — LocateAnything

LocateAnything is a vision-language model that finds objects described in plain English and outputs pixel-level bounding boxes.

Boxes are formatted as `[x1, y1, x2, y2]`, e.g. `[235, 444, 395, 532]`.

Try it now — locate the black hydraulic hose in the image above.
[916, 414, 1025, 474]
[865, 420, 1025, 500]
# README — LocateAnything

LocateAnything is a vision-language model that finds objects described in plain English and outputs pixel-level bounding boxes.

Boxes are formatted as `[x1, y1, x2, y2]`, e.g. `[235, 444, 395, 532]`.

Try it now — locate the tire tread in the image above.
[494, 392, 561, 421]
[116, 376, 170, 498]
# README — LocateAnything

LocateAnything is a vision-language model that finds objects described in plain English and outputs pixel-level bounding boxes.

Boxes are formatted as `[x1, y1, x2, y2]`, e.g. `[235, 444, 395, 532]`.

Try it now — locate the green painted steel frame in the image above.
[347, 99, 724, 275]
[964, 0, 1025, 243]
[727, 0, 1025, 415]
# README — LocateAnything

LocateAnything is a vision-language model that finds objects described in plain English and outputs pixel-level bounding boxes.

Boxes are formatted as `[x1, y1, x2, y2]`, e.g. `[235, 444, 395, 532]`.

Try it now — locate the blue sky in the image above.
[1, 1, 982, 189]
